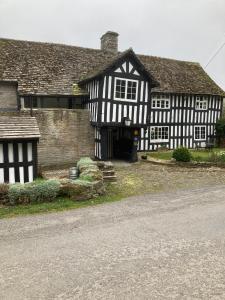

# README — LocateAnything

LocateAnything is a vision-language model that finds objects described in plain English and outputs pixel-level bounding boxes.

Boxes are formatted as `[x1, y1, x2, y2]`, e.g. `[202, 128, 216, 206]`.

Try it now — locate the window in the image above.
[194, 126, 206, 140]
[23, 97, 85, 109]
[195, 97, 208, 110]
[152, 95, 170, 109]
[150, 126, 169, 142]
[114, 78, 138, 101]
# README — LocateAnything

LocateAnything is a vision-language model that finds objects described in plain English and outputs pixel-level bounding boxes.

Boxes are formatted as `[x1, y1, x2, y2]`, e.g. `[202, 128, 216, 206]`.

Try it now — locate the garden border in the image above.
[142, 156, 225, 169]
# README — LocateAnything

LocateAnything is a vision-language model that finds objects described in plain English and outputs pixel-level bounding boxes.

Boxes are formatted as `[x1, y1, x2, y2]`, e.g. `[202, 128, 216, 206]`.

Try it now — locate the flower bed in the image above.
[141, 149, 225, 168]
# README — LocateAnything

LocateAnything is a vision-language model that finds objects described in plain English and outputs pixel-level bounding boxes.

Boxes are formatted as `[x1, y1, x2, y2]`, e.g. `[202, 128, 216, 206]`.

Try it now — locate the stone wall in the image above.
[0, 109, 95, 169]
[32, 109, 95, 169]
[0, 82, 18, 110]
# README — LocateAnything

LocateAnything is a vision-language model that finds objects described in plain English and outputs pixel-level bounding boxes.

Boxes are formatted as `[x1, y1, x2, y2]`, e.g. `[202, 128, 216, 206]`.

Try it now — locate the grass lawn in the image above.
[148, 148, 225, 162]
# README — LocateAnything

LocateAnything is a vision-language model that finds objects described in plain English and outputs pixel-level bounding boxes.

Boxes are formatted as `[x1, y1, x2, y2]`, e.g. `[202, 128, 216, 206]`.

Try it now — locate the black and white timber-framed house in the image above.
[0, 31, 224, 183]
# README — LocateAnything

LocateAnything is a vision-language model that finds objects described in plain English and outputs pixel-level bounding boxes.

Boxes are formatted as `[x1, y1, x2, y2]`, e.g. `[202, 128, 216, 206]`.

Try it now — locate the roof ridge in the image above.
[0, 36, 102, 53]
[138, 53, 200, 65]
[0, 37, 201, 65]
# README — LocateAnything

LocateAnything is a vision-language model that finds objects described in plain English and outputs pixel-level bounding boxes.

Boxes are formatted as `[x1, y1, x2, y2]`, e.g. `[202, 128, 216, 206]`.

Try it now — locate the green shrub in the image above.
[77, 157, 96, 169]
[215, 118, 225, 147]
[0, 183, 9, 204]
[79, 174, 94, 182]
[8, 180, 60, 205]
[209, 151, 225, 163]
[218, 151, 225, 162]
[77, 157, 102, 182]
[172, 147, 192, 162]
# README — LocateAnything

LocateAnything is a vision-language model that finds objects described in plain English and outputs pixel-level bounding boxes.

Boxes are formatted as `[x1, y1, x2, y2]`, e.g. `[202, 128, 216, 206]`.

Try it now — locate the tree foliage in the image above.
[215, 118, 225, 139]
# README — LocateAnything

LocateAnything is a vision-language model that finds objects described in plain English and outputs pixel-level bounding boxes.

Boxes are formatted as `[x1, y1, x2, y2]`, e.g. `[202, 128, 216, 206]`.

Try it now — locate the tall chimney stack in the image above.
[101, 31, 119, 54]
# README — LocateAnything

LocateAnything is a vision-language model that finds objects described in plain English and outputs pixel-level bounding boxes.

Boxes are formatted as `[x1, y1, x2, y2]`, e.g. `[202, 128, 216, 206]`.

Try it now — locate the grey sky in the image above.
[0, 0, 225, 90]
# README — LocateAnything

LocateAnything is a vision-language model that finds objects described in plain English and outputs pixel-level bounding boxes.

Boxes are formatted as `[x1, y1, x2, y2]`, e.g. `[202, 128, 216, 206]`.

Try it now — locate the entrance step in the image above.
[97, 161, 114, 171]
[102, 170, 115, 177]
[103, 175, 117, 182]
[97, 161, 117, 182]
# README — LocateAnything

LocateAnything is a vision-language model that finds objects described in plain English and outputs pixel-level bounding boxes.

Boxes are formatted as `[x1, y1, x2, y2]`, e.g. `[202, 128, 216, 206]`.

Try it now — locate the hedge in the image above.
[8, 180, 60, 205]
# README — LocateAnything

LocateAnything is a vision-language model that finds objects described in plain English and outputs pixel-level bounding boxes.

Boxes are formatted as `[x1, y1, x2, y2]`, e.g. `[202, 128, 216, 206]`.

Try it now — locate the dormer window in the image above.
[114, 78, 138, 101]
[195, 96, 208, 110]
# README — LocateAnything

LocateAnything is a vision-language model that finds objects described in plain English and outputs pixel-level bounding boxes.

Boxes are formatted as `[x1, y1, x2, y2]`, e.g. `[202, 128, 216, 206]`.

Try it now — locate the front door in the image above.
[112, 128, 133, 160]
[101, 127, 139, 161]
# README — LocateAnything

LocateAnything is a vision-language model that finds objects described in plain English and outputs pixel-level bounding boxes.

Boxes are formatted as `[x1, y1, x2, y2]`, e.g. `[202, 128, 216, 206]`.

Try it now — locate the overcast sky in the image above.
[0, 0, 225, 90]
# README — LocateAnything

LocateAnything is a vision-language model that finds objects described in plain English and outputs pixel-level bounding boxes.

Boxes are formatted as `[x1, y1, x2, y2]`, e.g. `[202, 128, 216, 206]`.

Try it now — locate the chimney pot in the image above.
[101, 31, 119, 54]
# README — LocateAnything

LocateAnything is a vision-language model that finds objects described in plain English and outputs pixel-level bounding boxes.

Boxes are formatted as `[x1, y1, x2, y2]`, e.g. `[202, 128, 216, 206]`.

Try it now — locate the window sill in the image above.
[194, 139, 206, 141]
[151, 107, 170, 110]
[114, 98, 137, 102]
[150, 140, 169, 143]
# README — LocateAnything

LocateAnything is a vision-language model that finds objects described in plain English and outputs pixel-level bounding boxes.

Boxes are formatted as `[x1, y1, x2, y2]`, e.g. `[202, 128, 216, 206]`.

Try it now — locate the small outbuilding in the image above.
[0, 116, 40, 184]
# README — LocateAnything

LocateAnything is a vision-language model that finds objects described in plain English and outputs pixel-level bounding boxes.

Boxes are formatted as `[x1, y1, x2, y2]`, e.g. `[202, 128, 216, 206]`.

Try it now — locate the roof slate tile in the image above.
[0, 38, 224, 96]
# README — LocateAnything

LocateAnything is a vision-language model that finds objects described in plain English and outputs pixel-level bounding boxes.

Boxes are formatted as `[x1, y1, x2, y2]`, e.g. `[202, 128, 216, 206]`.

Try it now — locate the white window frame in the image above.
[150, 126, 169, 143]
[114, 77, 138, 102]
[195, 96, 208, 110]
[151, 95, 170, 109]
[194, 125, 206, 141]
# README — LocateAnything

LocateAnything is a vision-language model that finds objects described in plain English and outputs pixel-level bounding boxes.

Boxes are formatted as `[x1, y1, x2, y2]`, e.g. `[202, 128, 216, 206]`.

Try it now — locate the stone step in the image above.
[102, 170, 115, 176]
[103, 175, 117, 182]
[97, 161, 114, 171]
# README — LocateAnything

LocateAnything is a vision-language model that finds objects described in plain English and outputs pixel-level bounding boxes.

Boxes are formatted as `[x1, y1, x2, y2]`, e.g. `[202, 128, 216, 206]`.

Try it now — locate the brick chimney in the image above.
[101, 31, 119, 54]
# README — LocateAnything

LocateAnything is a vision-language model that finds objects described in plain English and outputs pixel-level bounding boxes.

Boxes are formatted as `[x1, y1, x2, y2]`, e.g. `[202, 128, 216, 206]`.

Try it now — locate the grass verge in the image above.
[0, 183, 130, 219]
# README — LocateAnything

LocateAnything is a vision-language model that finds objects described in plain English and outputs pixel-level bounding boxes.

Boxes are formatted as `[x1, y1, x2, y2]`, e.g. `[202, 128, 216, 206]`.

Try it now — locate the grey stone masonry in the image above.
[0, 81, 18, 110]
[101, 31, 119, 54]
[33, 109, 95, 169]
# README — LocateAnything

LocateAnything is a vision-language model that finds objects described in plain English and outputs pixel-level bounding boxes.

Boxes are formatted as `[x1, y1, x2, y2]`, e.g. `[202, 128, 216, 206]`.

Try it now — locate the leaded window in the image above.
[152, 95, 170, 109]
[194, 126, 206, 140]
[195, 97, 208, 110]
[114, 78, 138, 101]
[150, 126, 169, 141]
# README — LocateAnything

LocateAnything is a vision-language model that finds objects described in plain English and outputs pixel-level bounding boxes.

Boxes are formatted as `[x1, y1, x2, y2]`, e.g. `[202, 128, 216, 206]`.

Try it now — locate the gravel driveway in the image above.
[1, 185, 225, 299]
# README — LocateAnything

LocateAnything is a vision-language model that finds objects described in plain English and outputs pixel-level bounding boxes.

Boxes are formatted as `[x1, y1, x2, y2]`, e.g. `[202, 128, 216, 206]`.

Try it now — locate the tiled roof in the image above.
[79, 48, 159, 87]
[0, 38, 224, 96]
[0, 116, 40, 139]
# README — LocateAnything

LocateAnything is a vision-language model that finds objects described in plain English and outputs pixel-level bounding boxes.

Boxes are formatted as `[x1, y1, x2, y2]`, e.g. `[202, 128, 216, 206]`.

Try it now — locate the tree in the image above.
[215, 118, 225, 146]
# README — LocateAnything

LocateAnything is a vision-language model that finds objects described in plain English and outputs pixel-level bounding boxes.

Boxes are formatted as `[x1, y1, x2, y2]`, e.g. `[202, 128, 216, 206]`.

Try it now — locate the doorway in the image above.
[105, 127, 134, 161]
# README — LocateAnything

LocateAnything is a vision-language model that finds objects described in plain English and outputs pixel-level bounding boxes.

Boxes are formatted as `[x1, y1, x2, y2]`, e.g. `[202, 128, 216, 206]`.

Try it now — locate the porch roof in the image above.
[0, 116, 40, 139]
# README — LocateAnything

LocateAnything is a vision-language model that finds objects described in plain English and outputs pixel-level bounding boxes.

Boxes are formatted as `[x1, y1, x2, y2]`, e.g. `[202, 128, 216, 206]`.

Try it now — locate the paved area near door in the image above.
[1, 185, 225, 299]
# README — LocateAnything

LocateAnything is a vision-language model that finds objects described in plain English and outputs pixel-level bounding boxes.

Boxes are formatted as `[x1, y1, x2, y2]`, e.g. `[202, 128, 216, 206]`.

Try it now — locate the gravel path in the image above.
[1, 185, 225, 299]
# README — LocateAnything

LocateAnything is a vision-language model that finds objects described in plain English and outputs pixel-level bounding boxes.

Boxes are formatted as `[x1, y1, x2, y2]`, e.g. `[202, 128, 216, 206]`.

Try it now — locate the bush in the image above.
[215, 118, 225, 138]
[218, 151, 225, 162]
[0, 183, 9, 204]
[208, 151, 225, 163]
[77, 157, 97, 170]
[172, 147, 192, 162]
[77, 157, 102, 182]
[8, 180, 60, 205]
